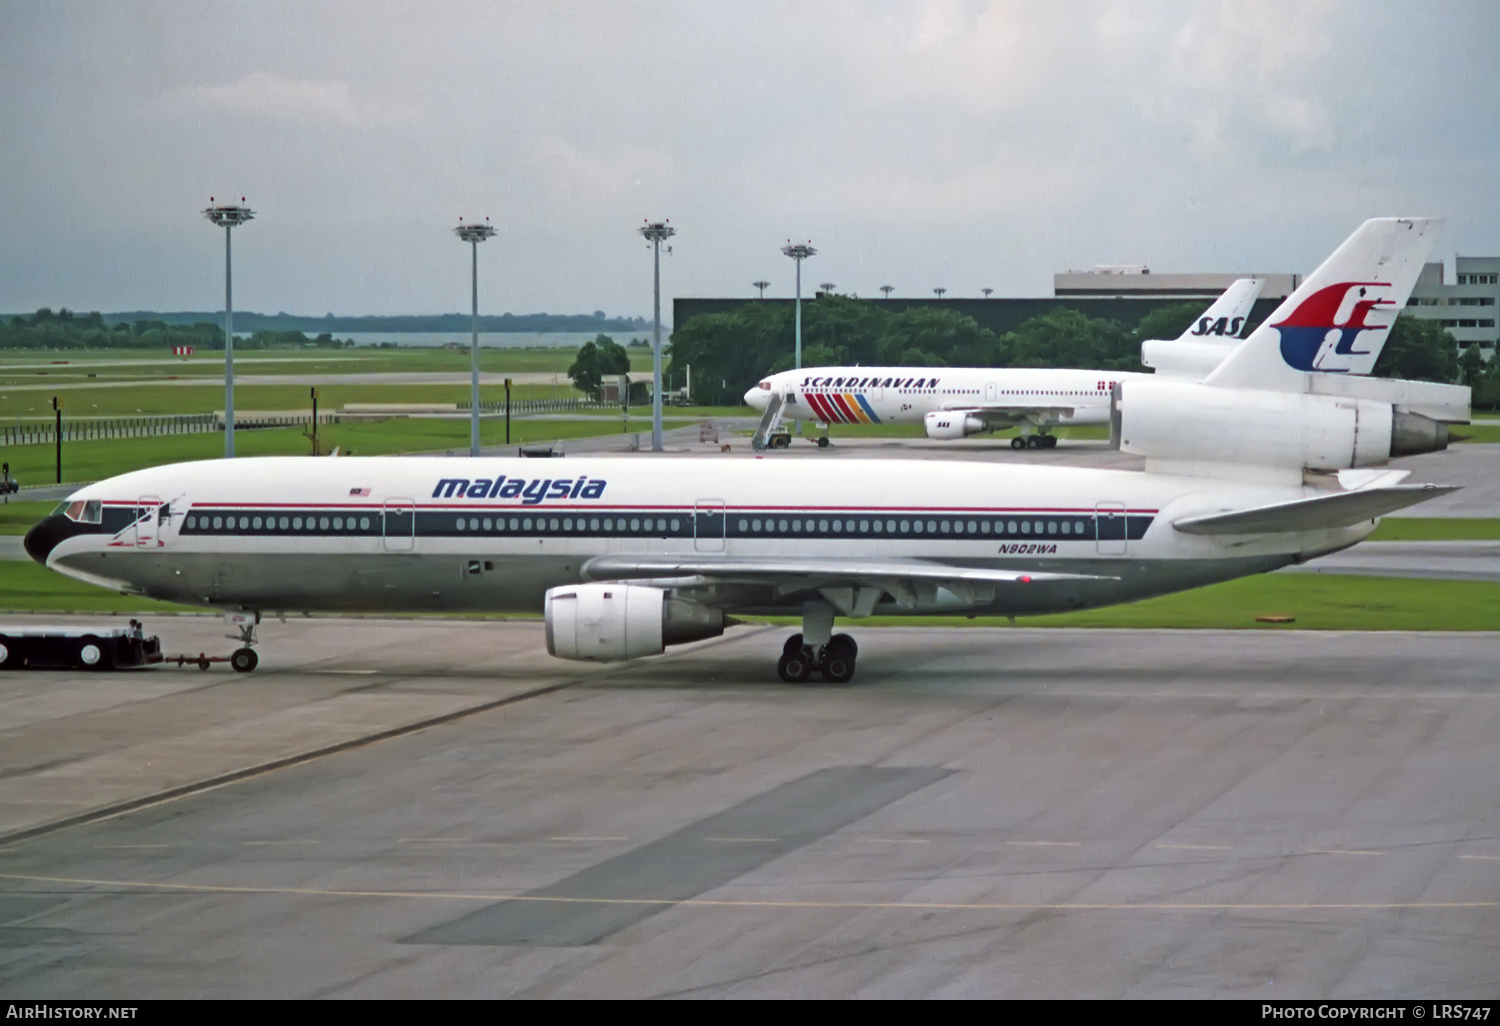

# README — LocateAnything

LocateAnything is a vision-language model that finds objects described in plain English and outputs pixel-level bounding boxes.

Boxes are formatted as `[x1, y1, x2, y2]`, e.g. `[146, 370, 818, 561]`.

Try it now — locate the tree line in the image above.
[664, 295, 1488, 407]
[0, 309, 354, 350]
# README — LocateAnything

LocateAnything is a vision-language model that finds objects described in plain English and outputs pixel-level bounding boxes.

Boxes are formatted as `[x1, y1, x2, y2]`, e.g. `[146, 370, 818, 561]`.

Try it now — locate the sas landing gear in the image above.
[777, 632, 859, 684]
[1011, 434, 1058, 450]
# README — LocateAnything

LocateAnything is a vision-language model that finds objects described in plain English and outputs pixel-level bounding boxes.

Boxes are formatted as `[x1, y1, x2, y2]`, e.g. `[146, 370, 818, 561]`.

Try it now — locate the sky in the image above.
[1, 1, 1497, 320]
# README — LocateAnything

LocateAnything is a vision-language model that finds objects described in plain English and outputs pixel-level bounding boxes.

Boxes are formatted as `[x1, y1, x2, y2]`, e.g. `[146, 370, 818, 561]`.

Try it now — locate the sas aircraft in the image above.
[21, 218, 1462, 685]
[744, 270, 1466, 447]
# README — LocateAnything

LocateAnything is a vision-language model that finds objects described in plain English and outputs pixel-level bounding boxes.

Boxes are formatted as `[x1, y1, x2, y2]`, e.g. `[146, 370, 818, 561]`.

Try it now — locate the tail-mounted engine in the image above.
[1115, 379, 1449, 471]
[545, 584, 725, 662]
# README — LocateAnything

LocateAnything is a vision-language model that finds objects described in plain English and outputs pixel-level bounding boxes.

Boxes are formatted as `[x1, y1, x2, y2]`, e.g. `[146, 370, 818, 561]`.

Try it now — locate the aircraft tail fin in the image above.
[1203, 218, 1443, 392]
[1173, 277, 1264, 342]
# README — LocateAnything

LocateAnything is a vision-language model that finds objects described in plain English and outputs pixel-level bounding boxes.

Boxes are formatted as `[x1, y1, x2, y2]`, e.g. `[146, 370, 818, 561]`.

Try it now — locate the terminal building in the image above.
[1404, 257, 1500, 352]
[1053, 266, 1300, 301]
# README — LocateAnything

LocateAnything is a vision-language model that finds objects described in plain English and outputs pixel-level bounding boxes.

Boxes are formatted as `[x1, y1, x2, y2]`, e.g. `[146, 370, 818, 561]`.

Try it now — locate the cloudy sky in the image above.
[2, 1, 1497, 319]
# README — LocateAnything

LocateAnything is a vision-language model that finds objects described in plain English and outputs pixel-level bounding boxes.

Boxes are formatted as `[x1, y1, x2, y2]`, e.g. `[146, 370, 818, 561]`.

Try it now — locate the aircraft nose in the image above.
[743, 387, 766, 409]
[23, 514, 70, 565]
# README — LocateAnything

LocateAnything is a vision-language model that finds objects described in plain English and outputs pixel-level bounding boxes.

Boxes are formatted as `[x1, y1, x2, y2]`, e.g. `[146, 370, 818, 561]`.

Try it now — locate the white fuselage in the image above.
[30, 455, 1369, 619]
[745, 366, 1138, 429]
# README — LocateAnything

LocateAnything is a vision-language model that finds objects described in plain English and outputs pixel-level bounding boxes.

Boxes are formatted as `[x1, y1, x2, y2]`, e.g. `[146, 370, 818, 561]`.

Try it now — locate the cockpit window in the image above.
[757, 380, 771, 390]
[60, 500, 102, 524]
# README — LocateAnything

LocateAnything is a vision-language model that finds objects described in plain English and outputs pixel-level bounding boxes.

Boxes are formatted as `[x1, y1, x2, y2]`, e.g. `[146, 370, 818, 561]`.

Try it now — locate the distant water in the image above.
[341, 331, 661, 349]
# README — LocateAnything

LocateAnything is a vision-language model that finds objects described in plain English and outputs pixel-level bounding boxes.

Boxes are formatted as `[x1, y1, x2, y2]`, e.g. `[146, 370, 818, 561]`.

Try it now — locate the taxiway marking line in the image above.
[549, 836, 627, 842]
[1006, 841, 1082, 847]
[1308, 849, 1385, 856]
[860, 838, 930, 845]
[1157, 844, 1233, 851]
[92, 844, 170, 850]
[245, 840, 322, 847]
[1457, 854, 1500, 861]
[705, 837, 780, 843]
[2, 871, 1495, 913]
[398, 838, 472, 844]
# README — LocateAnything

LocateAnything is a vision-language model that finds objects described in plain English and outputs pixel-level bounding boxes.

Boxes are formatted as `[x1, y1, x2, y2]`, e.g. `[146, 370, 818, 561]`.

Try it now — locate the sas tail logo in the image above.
[1191, 316, 1245, 338]
[1274, 282, 1395, 372]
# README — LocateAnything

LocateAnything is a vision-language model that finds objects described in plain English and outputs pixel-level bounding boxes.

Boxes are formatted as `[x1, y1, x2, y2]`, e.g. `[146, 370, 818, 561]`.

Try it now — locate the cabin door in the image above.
[1095, 502, 1128, 556]
[985, 382, 998, 403]
[694, 500, 726, 552]
[133, 496, 162, 548]
[383, 499, 416, 552]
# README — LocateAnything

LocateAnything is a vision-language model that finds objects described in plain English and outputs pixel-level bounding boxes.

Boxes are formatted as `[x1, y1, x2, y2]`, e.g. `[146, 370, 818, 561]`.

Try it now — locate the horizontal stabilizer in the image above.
[1173, 484, 1457, 536]
[583, 555, 1110, 586]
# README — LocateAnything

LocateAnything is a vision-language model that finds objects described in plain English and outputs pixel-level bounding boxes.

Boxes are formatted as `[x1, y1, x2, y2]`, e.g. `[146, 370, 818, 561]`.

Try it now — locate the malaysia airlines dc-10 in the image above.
[745, 272, 1468, 446]
[21, 218, 1463, 683]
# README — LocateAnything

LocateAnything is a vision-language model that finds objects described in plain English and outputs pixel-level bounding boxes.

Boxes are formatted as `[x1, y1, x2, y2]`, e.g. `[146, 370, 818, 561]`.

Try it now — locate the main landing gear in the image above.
[776, 598, 858, 683]
[227, 615, 260, 673]
[1011, 434, 1058, 450]
[777, 633, 858, 684]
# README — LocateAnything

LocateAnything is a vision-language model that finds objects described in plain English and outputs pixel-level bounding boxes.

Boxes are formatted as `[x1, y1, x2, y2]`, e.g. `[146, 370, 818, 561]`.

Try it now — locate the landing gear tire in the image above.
[1025, 435, 1044, 450]
[1043, 435, 1058, 449]
[816, 436, 830, 449]
[821, 635, 857, 684]
[1010, 436, 1026, 450]
[777, 649, 812, 683]
[76, 636, 111, 671]
[782, 633, 805, 657]
[0, 637, 11, 670]
[230, 647, 259, 673]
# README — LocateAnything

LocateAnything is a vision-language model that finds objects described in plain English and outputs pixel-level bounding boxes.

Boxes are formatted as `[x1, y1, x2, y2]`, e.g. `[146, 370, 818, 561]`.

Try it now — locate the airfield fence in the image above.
[461, 397, 611, 414]
[0, 413, 335, 447]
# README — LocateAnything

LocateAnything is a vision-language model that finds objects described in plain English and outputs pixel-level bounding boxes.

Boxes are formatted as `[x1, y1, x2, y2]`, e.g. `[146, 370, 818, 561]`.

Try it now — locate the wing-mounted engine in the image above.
[924, 412, 988, 440]
[544, 583, 725, 662]
[1116, 378, 1450, 473]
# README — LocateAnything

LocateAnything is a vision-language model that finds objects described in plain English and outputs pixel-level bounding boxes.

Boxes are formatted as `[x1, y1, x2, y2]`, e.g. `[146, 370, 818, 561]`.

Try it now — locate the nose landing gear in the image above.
[776, 632, 859, 684]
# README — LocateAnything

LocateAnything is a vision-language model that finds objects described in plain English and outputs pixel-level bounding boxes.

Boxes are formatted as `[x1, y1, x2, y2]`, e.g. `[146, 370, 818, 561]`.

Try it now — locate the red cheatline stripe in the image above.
[804, 392, 840, 423]
[828, 393, 861, 423]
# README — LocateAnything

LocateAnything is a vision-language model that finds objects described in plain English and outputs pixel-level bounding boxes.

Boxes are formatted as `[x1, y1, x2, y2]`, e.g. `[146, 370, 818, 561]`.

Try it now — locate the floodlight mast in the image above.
[454, 218, 496, 457]
[752, 280, 770, 298]
[780, 242, 816, 370]
[638, 219, 676, 452]
[203, 198, 254, 458]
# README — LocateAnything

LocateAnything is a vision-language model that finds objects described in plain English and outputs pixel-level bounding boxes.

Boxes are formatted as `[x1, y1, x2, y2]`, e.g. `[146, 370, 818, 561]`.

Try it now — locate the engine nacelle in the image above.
[924, 412, 987, 440]
[544, 583, 725, 662]
[1116, 379, 1449, 471]
[1139, 338, 1235, 379]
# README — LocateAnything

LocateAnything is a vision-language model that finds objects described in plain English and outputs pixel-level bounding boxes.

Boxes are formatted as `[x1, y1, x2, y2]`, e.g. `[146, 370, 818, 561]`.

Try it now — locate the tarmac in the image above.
[0, 616, 1496, 997]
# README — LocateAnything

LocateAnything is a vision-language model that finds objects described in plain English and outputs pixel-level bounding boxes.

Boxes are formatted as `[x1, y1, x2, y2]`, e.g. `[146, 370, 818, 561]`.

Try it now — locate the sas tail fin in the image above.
[1173, 277, 1264, 342]
[1204, 218, 1442, 392]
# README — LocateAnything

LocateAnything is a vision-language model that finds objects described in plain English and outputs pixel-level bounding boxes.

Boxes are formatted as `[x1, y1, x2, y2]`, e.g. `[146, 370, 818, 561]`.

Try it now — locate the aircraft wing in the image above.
[1172, 484, 1457, 536]
[940, 404, 1079, 425]
[581, 554, 1114, 614]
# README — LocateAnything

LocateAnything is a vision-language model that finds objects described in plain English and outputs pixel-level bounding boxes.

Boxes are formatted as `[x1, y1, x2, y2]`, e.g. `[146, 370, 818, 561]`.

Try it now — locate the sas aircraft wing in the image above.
[581, 554, 1114, 616]
[938, 403, 1078, 426]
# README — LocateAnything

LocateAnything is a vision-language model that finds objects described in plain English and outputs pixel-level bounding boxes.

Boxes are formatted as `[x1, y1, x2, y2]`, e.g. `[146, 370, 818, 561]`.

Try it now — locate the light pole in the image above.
[819, 282, 836, 295]
[933, 287, 947, 299]
[752, 280, 770, 298]
[203, 197, 254, 458]
[982, 287, 994, 299]
[879, 285, 894, 299]
[781, 241, 816, 370]
[454, 217, 496, 457]
[638, 219, 675, 452]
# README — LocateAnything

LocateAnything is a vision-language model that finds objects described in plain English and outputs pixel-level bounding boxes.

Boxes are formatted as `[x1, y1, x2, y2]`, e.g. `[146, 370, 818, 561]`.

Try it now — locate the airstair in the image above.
[750, 390, 789, 450]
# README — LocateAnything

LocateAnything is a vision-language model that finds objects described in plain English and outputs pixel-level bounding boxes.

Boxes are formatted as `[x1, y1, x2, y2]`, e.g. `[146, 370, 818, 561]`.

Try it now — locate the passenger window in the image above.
[792, 520, 801, 532]
[359, 517, 370, 531]
[563, 518, 573, 531]
[523, 518, 532, 530]
[670, 519, 681, 532]
[739, 519, 749, 532]
[185, 516, 197, 529]
[550, 518, 560, 531]
[1047, 521, 1057, 534]
[279, 516, 289, 530]
[1007, 520, 1017, 534]
[318, 517, 329, 530]
[941, 521, 951, 534]
[212, 516, 223, 530]
[926, 520, 937, 533]
[1021, 522, 1031, 534]
[456, 517, 466, 531]
[752, 518, 762, 531]
[602, 518, 612, 531]
[590, 518, 600, 531]
[968, 520, 978, 533]
[900, 520, 910, 533]
[779, 519, 789, 532]
[292, 517, 302, 530]
[630, 518, 640, 531]
[483, 518, 493, 531]
[819, 519, 829, 532]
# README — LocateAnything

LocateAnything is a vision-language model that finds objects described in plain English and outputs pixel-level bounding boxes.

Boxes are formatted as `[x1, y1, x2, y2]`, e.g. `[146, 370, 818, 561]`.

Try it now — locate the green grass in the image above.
[1368, 517, 1500, 541]
[755, 574, 1500, 632]
[1454, 423, 1500, 444]
[0, 500, 52, 535]
[0, 561, 199, 613]
[0, 415, 686, 484]
[0, 346, 651, 377]
[1, 565, 1496, 629]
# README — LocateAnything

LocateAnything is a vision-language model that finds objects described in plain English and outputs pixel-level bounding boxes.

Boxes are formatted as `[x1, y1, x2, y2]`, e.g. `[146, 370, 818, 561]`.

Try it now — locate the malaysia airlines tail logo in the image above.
[1274, 281, 1395, 373]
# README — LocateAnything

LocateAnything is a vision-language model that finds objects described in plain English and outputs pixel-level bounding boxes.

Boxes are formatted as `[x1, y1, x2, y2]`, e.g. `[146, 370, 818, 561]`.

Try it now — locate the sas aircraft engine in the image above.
[544, 584, 725, 662]
[1114, 379, 1450, 471]
[924, 412, 988, 440]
